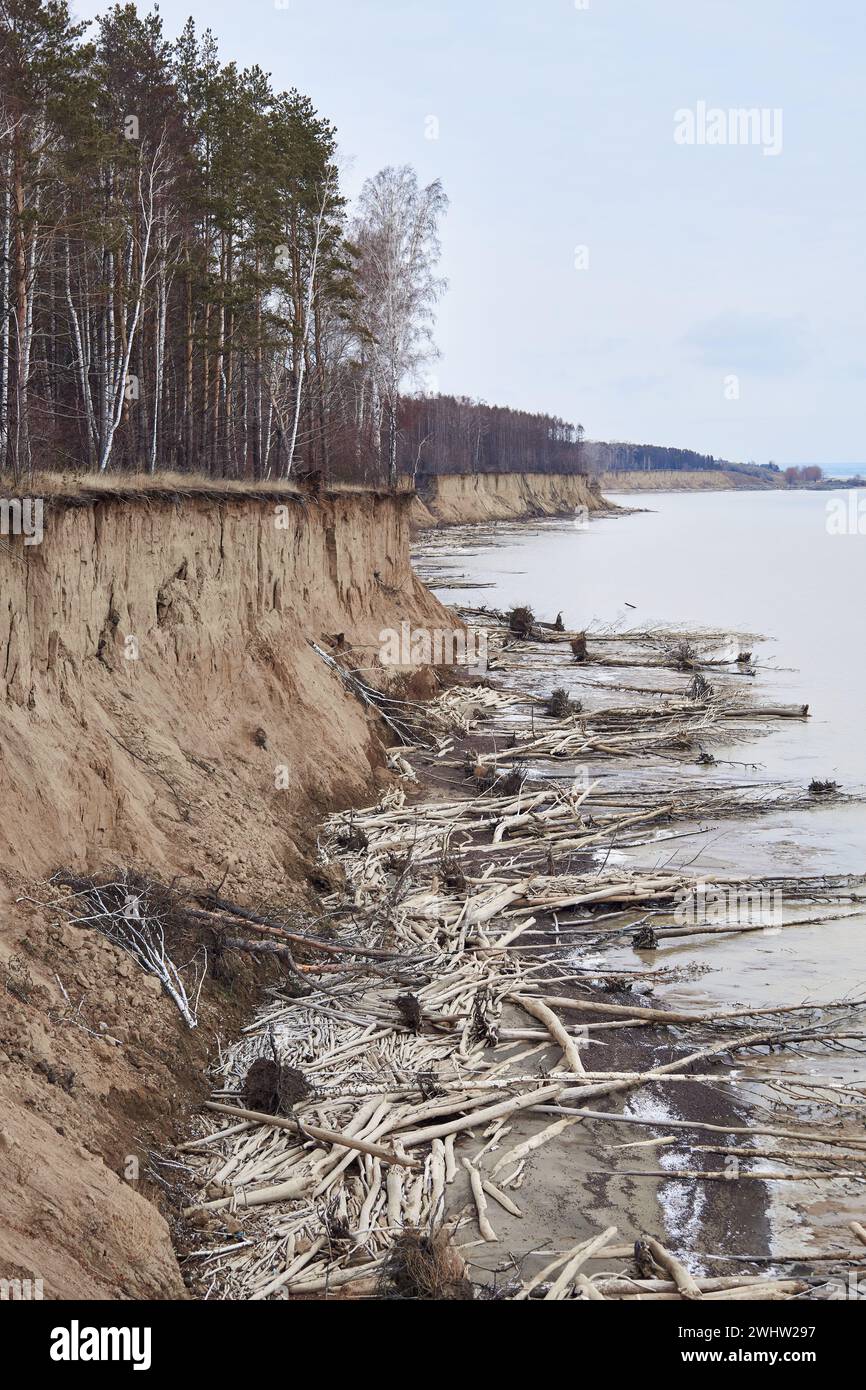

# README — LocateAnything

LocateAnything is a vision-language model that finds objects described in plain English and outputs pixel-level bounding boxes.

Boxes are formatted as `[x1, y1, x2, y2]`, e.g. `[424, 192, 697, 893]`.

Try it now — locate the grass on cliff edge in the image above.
[0, 470, 415, 505]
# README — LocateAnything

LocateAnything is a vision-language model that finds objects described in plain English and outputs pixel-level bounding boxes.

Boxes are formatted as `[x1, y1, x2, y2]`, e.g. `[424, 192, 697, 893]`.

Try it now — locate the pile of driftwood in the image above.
[170, 613, 866, 1299]
[173, 812, 866, 1298]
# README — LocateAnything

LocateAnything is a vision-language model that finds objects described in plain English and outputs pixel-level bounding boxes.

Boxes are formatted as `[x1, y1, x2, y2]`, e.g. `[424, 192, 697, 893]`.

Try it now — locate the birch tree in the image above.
[0, 4, 418, 483]
[352, 166, 447, 487]
[283, 170, 336, 477]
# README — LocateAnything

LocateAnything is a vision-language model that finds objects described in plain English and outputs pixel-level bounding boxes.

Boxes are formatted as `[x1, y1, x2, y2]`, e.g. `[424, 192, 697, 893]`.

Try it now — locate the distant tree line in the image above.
[582, 441, 737, 474]
[399, 394, 586, 480]
[581, 442, 793, 483]
[0, 1, 447, 484]
[1, 2, 783, 495]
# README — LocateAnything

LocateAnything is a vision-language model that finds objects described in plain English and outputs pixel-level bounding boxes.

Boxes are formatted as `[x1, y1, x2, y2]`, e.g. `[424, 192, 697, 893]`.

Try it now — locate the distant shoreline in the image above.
[597, 468, 864, 493]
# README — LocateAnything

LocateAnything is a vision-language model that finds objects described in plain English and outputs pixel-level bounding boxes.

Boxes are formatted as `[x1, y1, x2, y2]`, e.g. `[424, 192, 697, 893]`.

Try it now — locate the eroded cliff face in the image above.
[597, 468, 783, 492]
[411, 471, 604, 526]
[0, 490, 446, 876]
[0, 488, 450, 1299]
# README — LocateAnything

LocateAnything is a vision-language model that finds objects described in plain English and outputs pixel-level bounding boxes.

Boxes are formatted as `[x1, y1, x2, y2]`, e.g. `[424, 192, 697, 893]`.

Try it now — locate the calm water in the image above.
[416, 489, 866, 1008]
[417, 489, 866, 1253]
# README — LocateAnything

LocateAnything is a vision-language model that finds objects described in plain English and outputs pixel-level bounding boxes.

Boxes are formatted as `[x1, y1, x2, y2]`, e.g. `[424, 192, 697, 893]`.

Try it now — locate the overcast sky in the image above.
[72, 0, 865, 463]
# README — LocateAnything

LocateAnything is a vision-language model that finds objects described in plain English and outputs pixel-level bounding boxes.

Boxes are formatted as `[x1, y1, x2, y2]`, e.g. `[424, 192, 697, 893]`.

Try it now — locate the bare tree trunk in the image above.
[98, 146, 160, 472]
[387, 391, 398, 489]
[184, 261, 194, 470]
[12, 150, 31, 480]
[285, 179, 330, 478]
[64, 232, 98, 468]
[149, 226, 169, 473]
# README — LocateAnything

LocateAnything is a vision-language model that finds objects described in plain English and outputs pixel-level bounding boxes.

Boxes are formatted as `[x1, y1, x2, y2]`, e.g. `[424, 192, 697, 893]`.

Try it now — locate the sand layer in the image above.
[599, 468, 783, 492]
[412, 471, 603, 526]
[0, 487, 450, 1298]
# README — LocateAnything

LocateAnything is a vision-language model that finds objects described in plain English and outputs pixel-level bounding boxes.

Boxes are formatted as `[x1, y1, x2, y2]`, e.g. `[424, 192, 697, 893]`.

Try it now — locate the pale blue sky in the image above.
[72, 0, 865, 463]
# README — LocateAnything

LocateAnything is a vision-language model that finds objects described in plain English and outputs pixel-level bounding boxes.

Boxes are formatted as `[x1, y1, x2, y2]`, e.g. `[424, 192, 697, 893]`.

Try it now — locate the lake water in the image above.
[415, 488, 866, 1011]
[414, 489, 866, 1256]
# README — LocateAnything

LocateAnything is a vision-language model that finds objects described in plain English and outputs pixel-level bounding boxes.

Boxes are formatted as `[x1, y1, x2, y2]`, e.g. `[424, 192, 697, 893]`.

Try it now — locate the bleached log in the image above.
[287, 1259, 385, 1295]
[576, 1274, 606, 1300]
[640, 1237, 703, 1300]
[354, 1159, 382, 1240]
[540, 1104, 866, 1150]
[616, 1281, 804, 1302]
[515, 1238, 598, 1300]
[404, 1171, 425, 1225]
[250, 1236, 326, 1300]
[429, 1139, 447, 1222]
[186, 1174, 311, 1214]
[386, 1166, 403, 1227]
[443, 1133, 457, 1182]
[399, 1083, 563, 1148]
[490, 1114, 578, 1178]
[510, 994, 585, 1075]
[544, 1226, 618, 1299]
[462, 1158, 498, 1242]
[480, 1176, 523, 1217]
[597, 1275, 790, 1295]
[204, 1101, 415, 1167]
[459, 879, 531, 927]
[609, 1167, 866, 1182]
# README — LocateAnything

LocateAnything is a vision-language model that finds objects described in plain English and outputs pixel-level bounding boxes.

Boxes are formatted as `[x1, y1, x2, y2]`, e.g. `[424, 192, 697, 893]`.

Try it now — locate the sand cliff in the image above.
[0, 485, 450, 1298]
[412, 470, 604, 526]
[598, 468, 783, 492]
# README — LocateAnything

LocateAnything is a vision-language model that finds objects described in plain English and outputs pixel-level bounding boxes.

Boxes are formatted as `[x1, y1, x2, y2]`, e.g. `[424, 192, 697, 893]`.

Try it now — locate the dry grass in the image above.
[0, 470, 413, 507]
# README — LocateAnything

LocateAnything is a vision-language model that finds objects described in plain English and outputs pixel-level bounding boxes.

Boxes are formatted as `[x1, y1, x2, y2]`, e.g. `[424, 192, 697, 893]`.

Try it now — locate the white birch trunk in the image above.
[285, 179, 331, 478]
[98, 145, 161, 472]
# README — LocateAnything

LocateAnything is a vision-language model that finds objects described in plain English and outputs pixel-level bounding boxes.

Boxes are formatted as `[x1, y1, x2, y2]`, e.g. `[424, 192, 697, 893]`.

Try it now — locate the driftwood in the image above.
[462, 1158, 497, 1241]
[515, 1228, 617, 1301]
[509, 994, 585, 1075]
[480, 1175, 522, 1217]
[543, 1227, 618, 1299]
[203, 1101, 416, 1167]
[400, 1084, 563, 1149]
[193, 894, 399, 959]
[169, 613, 864, 1302]
[638, 1238, 703, 1300]
[542, 1104, 866, 1151]
[616, 1281, 805, 1302]
[609, 1168, 866, 1183]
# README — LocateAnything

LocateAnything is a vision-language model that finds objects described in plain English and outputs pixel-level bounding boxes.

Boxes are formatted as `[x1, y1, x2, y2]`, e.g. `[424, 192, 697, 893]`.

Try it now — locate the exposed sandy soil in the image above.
[0, 487, 452, 1299]
[412, 471, 604, 526]
[598, 468, 783, 492]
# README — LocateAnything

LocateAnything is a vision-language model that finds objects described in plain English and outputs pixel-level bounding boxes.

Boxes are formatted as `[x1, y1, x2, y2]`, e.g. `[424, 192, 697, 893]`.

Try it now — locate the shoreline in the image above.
[172, 597, 866, 1299]
[411, 470, 605, 527]
[596, 469, 782, 493]
[3, 488, 862, 1300]
[599, 472, 862, 494]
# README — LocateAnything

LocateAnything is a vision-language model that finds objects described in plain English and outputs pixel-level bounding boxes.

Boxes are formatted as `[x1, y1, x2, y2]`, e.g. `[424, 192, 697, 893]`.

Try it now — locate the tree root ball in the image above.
[378, 1230, 474, 1300]
[243, 1058, 311, 1114]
